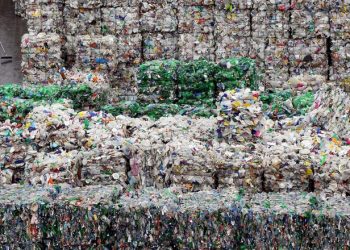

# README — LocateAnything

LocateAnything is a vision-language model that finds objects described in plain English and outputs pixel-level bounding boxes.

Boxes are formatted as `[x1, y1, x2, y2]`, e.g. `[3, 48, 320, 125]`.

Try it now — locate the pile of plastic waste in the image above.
[0, 184, 349, 248]
[2, 75, 350, 197]
[138, 58, 258, 106]
[21, 33, 63, 84]
[7, 0, 350, 247]
[12, 0, 350, 95]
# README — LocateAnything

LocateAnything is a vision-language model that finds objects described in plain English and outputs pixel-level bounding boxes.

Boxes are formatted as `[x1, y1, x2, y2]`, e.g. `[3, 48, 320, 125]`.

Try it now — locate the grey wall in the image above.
[0, 0, 27, 84]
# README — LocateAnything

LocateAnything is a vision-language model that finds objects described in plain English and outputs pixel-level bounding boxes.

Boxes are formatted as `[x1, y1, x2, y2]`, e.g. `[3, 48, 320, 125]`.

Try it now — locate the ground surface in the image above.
[0, 0, 26, 84]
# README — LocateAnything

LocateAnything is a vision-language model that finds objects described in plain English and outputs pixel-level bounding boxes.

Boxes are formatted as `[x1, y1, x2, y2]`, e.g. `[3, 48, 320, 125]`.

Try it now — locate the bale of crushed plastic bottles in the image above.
[0, 185, 349, 248]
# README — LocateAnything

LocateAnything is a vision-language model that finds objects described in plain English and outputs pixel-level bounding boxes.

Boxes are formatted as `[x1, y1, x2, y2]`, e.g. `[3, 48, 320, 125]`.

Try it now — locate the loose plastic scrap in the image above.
[251, 9, 289, 38]
[314, 152, 350, 196]
[290, 10, 330, 39]
[287, 74, 325, 92]
[260, 90, 293, 118]
[178, 33, 215, 61]
[168, 139, 216, 192]
[0, 83, 108, 118]
[140, 2, 178, 33]
[215, 36, 251, 61]
[290, 0, 330, 11]
[75, 35, 117, 73]
[128, 115, 216, 188]
[252, 0, 291, 11]
[139, 103, 182, 120]
[307, 85, 350, 140]
[68, 0, 102, 9]
[261, 129, 315, 192]
[177, 60, 216, 106]
[142, 33, 178, 61]
[249, 37, 266, 69]
[116, 34, 142, 65]
[178, 5, 214, 34]
[215, 0, 253, 10]
[1, 185, 349, 248]
[330, 5, 350, 39]
[21, 33, 63, 85]
[264, 38, 289, 89]
[214, 9, 250, 37]
[214, 142, 263, 192]
[102, 0, 139, 7]
[179, 0, 215, 5]
[0, 98, 47, 123]
[330, 40, 350, 81]
[215, 57, 259, 91]
[0, 122, 27, 184]
[288, 38, 328, 77]
[63, 6, 102, 36]
[111, 63, 139, 97]
[217, 88, 263, 143]
[138, 60, 179, 103]
[260, 87, 315, 119]
[178, 104, 216, 118]
[25, 150, 81, 186]
[25, 2, 64, 34]
[101, 6, 140, 35]
[292, 91, 314, 115]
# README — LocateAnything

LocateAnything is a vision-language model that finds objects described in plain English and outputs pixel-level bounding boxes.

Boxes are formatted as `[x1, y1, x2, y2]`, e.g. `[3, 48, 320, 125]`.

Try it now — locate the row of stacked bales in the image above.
[11, 0, 350, 97]
[216, 81, 350, 195]
[2, 82, 350, 196]
[1, 53, 259, 122]
[138, 58, 258, 107]
[0, 185, 349, 248]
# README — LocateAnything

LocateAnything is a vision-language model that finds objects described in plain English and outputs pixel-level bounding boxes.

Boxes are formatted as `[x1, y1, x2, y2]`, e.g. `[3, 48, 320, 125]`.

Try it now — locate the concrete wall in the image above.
[0, 0, 27, 84]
